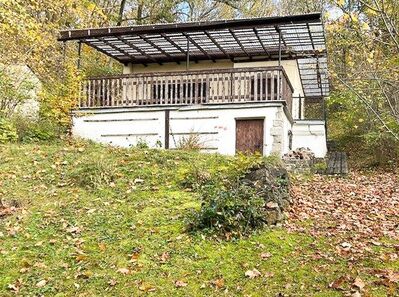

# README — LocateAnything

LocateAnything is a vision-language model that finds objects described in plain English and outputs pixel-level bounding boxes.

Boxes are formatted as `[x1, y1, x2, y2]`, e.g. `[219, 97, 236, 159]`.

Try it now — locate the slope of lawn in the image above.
[0, 142, 397, 296]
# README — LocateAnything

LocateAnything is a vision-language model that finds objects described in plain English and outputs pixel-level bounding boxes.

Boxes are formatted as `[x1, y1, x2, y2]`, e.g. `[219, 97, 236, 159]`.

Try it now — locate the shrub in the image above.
[184, 154, 283, 237]
[13, 117, 63, 142]
[68, 158, 116, 189]
[188, 182, 266, 236]
[136, 138, 149, 149]
[0, 117, 18, 143]
[313, 161, 327, 173]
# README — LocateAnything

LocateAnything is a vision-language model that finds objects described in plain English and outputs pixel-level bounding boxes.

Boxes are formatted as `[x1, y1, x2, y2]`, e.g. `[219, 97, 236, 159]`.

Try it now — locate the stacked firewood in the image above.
[283, 147, 315, 160]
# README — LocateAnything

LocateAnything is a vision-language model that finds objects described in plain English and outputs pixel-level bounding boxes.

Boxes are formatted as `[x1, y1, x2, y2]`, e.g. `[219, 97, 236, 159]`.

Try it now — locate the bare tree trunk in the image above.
[137, 2, 143, 25]
[117, 0, 127, 26]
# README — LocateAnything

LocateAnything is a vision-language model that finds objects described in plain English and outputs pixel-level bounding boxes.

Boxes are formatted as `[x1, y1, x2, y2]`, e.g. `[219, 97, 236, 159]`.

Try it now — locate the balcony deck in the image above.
[79, 66, 294, 113]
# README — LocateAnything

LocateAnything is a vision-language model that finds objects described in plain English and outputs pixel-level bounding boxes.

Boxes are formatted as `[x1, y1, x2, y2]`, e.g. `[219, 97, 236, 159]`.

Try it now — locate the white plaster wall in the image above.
[72, 103, 291, 156]
[169, 105, 281, 155]
[292, 120, 327, 158]
[72, 110, 165, 148]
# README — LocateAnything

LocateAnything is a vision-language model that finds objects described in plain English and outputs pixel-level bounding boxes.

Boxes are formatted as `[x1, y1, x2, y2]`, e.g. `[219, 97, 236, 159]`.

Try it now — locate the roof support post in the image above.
[77, 41, 82, 69]
[277, 27, 282, 100]
[186, 38, 190, 71]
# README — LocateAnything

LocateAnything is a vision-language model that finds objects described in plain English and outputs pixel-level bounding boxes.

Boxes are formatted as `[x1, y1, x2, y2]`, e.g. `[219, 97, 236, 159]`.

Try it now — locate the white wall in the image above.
[72, 110, 166, 148]
[292, 120, 327, 158]
[72, 103, 289, 156]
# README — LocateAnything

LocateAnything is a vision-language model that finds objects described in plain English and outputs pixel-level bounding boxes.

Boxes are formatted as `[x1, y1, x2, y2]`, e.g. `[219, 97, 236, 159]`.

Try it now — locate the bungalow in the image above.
[59, 13, 329, 157]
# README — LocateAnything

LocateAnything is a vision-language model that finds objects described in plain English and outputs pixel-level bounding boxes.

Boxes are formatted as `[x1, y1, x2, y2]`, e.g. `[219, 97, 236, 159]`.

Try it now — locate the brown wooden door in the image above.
[235, 119, 264, 154]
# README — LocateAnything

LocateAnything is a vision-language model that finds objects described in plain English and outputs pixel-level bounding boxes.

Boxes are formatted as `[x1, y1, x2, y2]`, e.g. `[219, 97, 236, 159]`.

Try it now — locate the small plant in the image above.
[0, 117, 18, 143]
[136, 138, 149, 149]
[313, 161, 327, 174]
[68, 158, 116, 189]
[176, 133, 204, 151]
[155, 139, 163, 148]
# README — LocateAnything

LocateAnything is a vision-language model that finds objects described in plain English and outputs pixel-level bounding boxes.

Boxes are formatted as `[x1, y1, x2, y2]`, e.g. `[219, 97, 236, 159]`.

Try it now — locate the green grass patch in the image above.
[0, 142, 397, 296]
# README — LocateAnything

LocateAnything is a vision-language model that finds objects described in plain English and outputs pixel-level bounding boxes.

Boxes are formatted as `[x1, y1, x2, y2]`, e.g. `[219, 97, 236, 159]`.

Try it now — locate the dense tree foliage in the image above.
[0, 0, 398, 164]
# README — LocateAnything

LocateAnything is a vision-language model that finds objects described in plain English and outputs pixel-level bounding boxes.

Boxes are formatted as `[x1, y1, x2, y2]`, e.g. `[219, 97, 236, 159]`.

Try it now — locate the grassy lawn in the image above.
[0, 142, 397, 296]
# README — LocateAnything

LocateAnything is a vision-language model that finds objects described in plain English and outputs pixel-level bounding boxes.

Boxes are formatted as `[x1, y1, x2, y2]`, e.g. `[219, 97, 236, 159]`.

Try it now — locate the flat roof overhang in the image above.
[59, 12, 329, 97]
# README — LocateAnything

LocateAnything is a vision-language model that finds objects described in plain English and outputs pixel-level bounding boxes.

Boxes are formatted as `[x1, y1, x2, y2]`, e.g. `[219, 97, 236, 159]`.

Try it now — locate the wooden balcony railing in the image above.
[79, 66, 294, 113]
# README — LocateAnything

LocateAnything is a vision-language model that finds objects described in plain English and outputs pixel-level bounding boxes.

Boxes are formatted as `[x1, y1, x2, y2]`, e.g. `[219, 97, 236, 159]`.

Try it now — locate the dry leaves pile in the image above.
[288, 171, 399, 294]
[288, 171, 399, 254]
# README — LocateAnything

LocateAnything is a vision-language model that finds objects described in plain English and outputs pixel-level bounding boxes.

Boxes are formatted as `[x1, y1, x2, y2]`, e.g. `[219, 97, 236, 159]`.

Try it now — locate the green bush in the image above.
[188, 182, 266, 236]
[313, 161, 327, 173]
[0, 117, 18, 143]
[184, 154, 282, 237]
[13, 117, 63, 142]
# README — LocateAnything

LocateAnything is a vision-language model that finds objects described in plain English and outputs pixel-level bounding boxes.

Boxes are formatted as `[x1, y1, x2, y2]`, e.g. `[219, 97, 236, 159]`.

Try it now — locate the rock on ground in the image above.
[243, 164, 291, 225]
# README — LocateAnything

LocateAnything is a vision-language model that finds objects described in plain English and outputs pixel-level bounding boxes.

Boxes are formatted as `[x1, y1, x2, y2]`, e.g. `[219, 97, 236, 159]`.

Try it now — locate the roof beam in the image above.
[82, 40, 125, 64]
[160, 33, 199, 63]
[182, 33, 216, 62]
[306, 22, 316, 50]
[253, 28, 271, 58]
[98, 38, 145, 65]
[204, 31, 233, 61]
[229, 29, 251, 59]
[139, 35, 181, 64]
[116, 36, 163, 65]
[275, 26, 293, 59]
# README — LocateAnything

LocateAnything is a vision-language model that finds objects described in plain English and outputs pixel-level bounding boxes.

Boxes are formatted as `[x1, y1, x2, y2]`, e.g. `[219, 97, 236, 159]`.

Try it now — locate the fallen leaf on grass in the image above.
[108, 279, 117, 287]
[7, 281, 21, 292]
[211, 278, 225, 289]
[245, 268, 261, 279]
[329, 276, 347, 290]
[340, 242, 352, 249]
[130, 252, 140, 263]
[67, 226, 82, 234]
[117, 268, 130, 275]
[260, 252, 272, 260]
[353, 277, 365, 290]
[134, 178, 144, 184]
[159, 252, 170, 263]
[98, 243, 106, 251]
[174, 280, 188, 287]
[139, 283, 156, 292]
[263, 271, 274, 277]
[36, 280, 47, 288]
